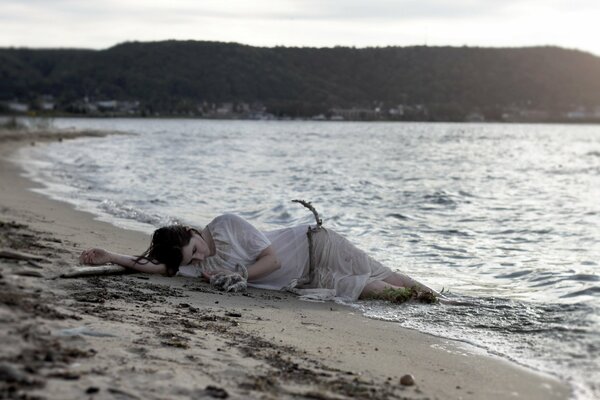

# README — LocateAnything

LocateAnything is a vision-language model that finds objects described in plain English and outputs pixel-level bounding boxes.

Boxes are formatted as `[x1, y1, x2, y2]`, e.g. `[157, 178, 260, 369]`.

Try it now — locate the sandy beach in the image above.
[0, 128, 572, 399]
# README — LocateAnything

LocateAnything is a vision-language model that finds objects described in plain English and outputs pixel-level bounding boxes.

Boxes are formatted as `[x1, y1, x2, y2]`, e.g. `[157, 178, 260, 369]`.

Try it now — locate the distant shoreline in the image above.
[3, 113, 600, 125]
[3, 42, 599, 124]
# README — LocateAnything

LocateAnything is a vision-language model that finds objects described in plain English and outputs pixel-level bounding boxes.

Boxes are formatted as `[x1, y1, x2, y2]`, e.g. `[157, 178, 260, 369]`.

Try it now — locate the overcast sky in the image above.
[2, 0, 599, 55]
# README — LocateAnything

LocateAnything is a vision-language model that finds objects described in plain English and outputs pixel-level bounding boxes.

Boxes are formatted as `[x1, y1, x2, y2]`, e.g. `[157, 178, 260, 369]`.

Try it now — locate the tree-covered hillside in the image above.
[1, 41, 600, 121]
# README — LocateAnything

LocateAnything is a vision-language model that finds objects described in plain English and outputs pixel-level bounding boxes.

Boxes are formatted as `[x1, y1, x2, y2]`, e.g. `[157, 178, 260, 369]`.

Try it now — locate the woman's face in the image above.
[180, 231, 211, 266]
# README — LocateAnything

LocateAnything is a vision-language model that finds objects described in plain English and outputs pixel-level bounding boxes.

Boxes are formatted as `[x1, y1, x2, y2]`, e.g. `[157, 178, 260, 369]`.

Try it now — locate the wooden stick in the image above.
[59, 265, 132, 279]
[26, 260, 44, 269]
[292, 199, 322, 227]
[13, 270, 43, 278]
[0, 248, 47, 262]
[292, 200, 324, 286]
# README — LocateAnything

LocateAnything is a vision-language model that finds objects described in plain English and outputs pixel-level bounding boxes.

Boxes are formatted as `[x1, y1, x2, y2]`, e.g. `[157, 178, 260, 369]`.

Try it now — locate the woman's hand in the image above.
[79, 248, 113, 265]
[201, 270, 214, 281]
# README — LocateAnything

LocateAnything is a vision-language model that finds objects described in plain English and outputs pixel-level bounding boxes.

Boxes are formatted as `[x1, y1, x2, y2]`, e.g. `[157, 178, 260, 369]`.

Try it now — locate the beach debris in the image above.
[292, 199, 323, 227]
[0, 362, 30, 383]
[400, 374, 415, 386]
[0, 248, 47, 262]
[365, 286, 438, 304]
[86, 387, 100, 394]
[226, 311, 242, 318]
[26, 260, 45, 269]
[161, 338, 189, 348]
[239, 375, 278, 392]
[203, 385, 229, 398]
[293, 200, 323, 286]
[59, 265, 130, 278]
[159, 331, 190, 349]
[57, 326, 117, 337]
[12, 270, 43, 278]
[299, 390, 340, 399]
[107, 387, 140, 399]
[46, 369, 80, 380]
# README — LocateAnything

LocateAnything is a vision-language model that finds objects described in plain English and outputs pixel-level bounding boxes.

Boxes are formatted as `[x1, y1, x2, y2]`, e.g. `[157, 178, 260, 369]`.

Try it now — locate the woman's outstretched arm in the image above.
[79, 248, 167, 275]
[201, 245, 281, 283]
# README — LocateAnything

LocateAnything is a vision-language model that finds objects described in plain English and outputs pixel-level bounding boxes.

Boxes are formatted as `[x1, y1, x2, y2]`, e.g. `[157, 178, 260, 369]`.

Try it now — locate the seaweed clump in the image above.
[366, 286, 438, 304]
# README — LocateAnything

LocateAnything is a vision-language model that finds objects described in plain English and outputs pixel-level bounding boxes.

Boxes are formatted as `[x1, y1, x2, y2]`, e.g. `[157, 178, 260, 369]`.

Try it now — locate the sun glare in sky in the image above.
[1, 0, 599, 55]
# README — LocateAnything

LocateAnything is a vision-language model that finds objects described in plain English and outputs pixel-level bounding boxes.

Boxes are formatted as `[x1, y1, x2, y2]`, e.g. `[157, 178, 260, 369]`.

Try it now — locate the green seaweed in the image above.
[365, 286, 438, 304]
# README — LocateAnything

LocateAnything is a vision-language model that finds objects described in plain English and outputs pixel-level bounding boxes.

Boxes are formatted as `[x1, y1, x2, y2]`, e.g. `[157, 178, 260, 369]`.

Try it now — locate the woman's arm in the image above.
[199, 246, 280, 291]
[79, 248, 167, 275]
[246, 245, 281, 281]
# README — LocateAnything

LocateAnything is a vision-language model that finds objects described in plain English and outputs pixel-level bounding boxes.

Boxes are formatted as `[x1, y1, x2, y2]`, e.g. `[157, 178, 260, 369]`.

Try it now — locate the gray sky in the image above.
[2, 0, 599, 55]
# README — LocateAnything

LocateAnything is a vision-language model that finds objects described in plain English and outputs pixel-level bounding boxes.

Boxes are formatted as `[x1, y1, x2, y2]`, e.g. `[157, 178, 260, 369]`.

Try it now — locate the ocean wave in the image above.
[98, 199, 178, 227]
[386, 212, 412, 220]
[561, 287, 600, 298]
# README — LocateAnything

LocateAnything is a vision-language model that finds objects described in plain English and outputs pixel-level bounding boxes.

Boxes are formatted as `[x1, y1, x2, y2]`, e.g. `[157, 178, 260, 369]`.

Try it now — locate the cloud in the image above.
[0, 0, 599, 55]
[2, 0, 591, 22]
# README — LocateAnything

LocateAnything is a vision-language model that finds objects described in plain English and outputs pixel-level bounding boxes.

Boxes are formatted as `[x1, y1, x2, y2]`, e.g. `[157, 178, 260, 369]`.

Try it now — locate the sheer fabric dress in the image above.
[177, 214, 393, 301]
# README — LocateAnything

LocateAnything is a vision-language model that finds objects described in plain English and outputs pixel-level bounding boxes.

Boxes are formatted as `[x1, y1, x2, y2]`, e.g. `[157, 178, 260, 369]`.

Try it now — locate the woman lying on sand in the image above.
[80, 211, 442, 303]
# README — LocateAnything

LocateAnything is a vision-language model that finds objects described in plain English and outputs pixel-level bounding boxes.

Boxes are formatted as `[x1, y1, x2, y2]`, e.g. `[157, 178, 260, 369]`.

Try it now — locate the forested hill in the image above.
[1, 40, 600, 121]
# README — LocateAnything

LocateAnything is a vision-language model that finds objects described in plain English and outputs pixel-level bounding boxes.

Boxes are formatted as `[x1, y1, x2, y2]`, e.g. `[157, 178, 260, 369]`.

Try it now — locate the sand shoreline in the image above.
[0, 128, 571, 399]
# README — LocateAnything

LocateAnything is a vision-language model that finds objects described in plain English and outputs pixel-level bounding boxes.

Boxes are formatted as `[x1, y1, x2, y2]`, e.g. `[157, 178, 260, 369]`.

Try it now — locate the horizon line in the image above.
[0, 39, 596, 56]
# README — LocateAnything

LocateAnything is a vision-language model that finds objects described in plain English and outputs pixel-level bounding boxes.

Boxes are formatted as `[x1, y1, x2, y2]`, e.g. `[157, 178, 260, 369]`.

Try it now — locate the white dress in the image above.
[177, 214, 393, 301]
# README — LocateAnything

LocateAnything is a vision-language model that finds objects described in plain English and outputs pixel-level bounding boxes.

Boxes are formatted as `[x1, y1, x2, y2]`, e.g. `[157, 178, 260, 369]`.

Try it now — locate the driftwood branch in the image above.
[59, 265, 132, 279]
[26, 260, 44, 269]
[13, 270, 43, 278]
[292, 200, 323, 285]
[0, 248, 47, 262]
[292, 200, 322, 227]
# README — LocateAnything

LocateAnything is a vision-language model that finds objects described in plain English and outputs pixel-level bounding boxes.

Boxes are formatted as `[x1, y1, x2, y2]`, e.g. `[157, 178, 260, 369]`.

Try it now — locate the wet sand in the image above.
[0, 128, 571, 399]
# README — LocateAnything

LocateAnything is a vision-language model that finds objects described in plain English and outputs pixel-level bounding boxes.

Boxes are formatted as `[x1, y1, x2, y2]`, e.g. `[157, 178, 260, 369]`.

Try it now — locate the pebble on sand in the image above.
[400, 374, 415, 386]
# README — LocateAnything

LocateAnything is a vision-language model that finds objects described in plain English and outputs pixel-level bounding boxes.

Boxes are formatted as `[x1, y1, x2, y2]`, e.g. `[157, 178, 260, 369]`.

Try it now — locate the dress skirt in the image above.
[289, 227, 394, 301]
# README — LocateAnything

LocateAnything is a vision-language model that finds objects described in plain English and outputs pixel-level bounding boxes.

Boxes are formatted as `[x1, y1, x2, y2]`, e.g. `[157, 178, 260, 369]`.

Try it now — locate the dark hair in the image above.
[135, 225, 200, 276]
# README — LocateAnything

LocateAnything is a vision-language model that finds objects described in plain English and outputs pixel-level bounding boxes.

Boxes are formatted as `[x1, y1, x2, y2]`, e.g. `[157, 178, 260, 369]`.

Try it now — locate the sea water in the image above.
[16, 118, 600, 398]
